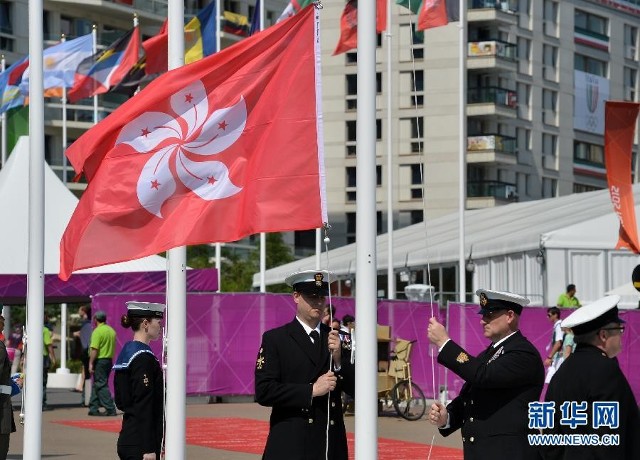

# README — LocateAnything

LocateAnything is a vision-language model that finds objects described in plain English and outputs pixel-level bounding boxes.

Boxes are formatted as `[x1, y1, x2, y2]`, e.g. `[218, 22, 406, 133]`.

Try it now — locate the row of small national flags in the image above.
[0, 1, 220, 114]
[1, 0, 456, 115]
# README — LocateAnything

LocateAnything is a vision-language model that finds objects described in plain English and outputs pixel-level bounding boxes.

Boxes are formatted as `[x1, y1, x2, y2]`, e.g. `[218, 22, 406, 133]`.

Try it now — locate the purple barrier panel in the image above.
[376, 300, 440, 399]
[445, 303, 640, 403]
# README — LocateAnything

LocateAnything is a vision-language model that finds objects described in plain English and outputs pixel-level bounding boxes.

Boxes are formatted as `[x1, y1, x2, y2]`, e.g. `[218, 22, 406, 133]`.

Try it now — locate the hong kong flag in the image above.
[60, 5, 326, 280]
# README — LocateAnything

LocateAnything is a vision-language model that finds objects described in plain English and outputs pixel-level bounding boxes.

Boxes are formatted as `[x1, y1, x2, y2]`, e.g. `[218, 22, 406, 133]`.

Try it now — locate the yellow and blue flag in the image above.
[185, 1, 217, 64]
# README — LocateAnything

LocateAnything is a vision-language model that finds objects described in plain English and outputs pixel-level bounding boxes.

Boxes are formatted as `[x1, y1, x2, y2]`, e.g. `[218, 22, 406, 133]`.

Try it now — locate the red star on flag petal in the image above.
[141, 127, 151, 137]
[218, 120, 228, 131]
[207, 176, 217, 185]
[150, 179, 161, 189]
[185, 93, 193, 103]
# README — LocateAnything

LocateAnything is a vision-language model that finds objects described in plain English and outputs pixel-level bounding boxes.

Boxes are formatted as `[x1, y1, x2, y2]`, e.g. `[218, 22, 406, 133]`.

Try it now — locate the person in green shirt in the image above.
[88, 311, 117, 416]
[556, 284, 581, 308]
[42, 315, 56, 411]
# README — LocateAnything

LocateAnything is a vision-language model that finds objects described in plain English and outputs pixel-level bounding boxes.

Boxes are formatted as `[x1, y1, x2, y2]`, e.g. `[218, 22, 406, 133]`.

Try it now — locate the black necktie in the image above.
[309, 330, 321, 357]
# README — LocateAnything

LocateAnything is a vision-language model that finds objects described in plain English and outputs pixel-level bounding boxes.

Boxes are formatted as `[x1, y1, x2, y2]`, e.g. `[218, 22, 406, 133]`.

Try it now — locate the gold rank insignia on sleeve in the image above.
[256, 348, 265, 370]
[456, 352, 470, 363]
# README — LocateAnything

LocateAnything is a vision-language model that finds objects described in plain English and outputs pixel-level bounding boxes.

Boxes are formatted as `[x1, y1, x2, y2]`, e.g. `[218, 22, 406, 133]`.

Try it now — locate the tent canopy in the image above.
[255, 184, 640, 287]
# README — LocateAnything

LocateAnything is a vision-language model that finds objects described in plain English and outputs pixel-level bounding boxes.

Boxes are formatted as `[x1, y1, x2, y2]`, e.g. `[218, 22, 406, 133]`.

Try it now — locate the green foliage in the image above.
[186, 233, 295, 292]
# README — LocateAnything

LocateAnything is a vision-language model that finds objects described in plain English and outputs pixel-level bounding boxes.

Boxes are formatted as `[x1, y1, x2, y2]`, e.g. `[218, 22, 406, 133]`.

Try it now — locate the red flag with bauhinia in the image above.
[333, 0, 387, 55]
[59, 6, 326, 280]
[604, 101, 640, 253]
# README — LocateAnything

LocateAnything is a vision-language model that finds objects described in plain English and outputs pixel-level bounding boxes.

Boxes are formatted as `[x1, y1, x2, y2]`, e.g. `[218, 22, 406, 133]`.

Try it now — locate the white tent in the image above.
[0, 136, 167, 275]
[255, 184, 640, 306]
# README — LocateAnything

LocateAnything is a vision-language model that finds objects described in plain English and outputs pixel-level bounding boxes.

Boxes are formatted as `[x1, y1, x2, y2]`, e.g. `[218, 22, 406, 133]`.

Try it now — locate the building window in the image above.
[0, 1, 12, 34]
[398, 210, 423, 227]
[346, 212, 356, 244]
[346, 120, 356, 142]
[573, 183, 602, 193]
[542, 89, 557, 125]
[345, 73, 383, 110]
[399, 24, 424, 62]
[541, 177, 557, 198]
[542, 133, 557, 157]
[517, 127, 532, 152]
[543, 45, 558, 81]
[543, 0, 558, 37]
[517, 37, 531, 75]
[574, 10, 608, 38]
[624, 67, 637, 102]
[574, 54, 607, 77]
[624, 25, 638, 61]
[574, 141, 604, 166]
[399, 164, 423, 200]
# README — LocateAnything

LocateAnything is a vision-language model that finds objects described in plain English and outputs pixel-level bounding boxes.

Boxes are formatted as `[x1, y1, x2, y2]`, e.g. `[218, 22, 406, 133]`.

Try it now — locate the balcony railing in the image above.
[468, 0, 516, 12]
[467, 180, 517, 199]
[468, 40, 517, 60]
[574, 27, 610, 43]
[468, 86, 517, 107]
[467, 134, 516, 154]
[573, 157, 605, 169]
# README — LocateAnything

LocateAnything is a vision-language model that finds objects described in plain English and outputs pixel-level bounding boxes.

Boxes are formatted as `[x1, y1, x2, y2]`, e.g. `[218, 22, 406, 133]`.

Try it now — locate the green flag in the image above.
[6, 105, 28, 155]
[396, 0, 421, 14]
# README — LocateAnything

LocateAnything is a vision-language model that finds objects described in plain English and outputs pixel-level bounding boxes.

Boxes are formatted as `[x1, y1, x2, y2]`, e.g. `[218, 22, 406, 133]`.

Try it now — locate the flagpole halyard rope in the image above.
[322, 222, 332, 460]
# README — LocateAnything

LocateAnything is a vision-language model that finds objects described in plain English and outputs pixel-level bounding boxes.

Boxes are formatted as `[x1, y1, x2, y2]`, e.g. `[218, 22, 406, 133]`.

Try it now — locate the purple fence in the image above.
[92, 294, 639, 402]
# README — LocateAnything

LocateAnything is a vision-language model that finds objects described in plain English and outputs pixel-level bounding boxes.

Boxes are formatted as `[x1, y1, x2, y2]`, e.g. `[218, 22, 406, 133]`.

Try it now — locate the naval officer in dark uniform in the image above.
[541, 294, 640, 460]
[255, 270, 355, 460]
[427, 289, 544, 460]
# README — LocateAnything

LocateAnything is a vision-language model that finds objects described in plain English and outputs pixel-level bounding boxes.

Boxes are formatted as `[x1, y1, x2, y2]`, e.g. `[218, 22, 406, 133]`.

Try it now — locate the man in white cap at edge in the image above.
[426, 289, 544, 460]
[541, 294, 640, 460]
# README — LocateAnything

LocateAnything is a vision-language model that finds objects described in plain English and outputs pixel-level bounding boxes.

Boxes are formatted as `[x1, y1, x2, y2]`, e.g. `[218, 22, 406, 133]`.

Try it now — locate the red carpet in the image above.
[55, 417, 462, 460]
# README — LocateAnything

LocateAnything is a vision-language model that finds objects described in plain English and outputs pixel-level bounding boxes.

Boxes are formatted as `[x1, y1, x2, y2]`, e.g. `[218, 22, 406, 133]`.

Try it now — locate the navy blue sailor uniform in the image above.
[113, 341, 164, 460]
[255, 319, 355, 460]
[438, 331, 544, 460]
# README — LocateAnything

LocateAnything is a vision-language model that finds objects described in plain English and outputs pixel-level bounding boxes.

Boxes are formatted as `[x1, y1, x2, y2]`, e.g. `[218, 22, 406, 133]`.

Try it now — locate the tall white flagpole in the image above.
[61, 34, 68, 184]
[24, 0, 46, 458]
[458, 0, 468, 302]
[1, 56, 6, 167]
[165, 0, 187, 458]
[355, 0, 379, 458]
[385, 0, 395, 300]
[214, 0, 222, 292]
[258, 0, 267, 294]
[92, 25, 98, 125]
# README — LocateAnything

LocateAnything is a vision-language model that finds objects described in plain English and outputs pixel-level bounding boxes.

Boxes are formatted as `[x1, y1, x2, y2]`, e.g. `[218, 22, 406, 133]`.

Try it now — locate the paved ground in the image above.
[7, 389, 463, 459]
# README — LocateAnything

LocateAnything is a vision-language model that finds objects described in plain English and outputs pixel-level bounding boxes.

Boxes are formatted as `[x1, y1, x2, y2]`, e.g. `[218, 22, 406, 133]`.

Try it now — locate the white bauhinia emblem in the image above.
[115, 80, 246, 217]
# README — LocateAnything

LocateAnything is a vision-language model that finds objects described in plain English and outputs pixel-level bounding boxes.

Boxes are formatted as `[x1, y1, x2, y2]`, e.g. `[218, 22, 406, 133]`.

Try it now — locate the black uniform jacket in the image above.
[541, 343, 640, 460]
[255, 319, 355, 460]
[438, 330, 544, 460]
[0, 341, 15, 435]
[114, 344, 164, 457]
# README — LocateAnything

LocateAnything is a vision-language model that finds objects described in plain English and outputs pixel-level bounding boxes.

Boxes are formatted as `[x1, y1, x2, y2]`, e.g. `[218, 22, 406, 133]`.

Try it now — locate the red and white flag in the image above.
[604, 101, 640, 253]
[60, 6, 326, 280]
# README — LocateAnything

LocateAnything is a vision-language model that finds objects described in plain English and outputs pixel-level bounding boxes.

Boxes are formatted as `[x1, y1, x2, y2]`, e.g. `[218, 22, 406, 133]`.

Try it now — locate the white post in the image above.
[385, 0, 395, 300]
[315, 228, 321, 270]
[355, 1, 378, 458]
[458, 1, 468, 303]
[24, 0, 46, 457]
[260, 233, 266, 292]
[215, 243, 221, 293]
[92, 25, 98, 125]
[1, 56, 6, 167]
[56, 303, 69, 373]
[61, 34, 68, 184]
[165, 0, 187, 458]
